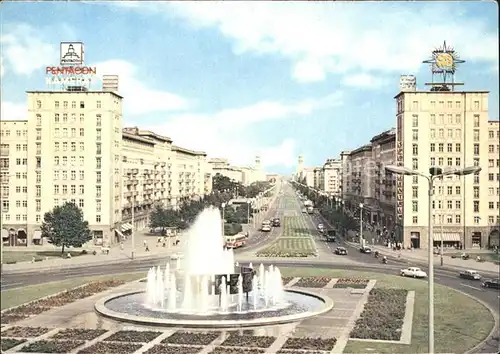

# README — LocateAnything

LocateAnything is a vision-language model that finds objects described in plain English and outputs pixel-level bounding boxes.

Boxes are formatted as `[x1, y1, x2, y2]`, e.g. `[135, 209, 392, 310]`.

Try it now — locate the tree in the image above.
[149, 205, 181, 232]
[41, 202, 92, 255]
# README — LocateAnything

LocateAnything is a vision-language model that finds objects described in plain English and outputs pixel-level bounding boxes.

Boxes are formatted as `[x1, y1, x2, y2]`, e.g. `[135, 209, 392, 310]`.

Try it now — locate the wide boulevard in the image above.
[1, 182, 498, 352]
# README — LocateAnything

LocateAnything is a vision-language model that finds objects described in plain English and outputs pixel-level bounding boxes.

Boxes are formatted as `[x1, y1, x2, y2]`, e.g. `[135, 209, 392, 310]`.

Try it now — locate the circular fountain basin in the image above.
[95, 289, 333, 328]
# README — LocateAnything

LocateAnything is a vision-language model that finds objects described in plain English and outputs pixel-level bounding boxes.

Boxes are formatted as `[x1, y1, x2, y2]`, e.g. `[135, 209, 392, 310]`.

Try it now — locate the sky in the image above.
[1, 1, 498, 174]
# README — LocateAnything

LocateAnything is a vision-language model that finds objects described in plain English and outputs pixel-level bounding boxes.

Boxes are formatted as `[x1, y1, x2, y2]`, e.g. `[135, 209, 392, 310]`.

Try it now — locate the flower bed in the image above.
[145, 344, 204, 354]
[2, 326, 51, 337]
[293, 277, 332, 288]
[281, 337, 337, 351]
[1, 338, 26, 351]
[221, 334, 276, 348]
[350, 288, 408, 341]
[51, 328, 108, 341]
[104, 330, 161, 343]
[332, 278, 369, 289]
[210, 348, 265, 354]
[1, 280, 127, 322]
[281, 276, 294, 285]
[77, 341, 142, 354]
[162, 331, 219, 345]
[20, 339, 85, 353]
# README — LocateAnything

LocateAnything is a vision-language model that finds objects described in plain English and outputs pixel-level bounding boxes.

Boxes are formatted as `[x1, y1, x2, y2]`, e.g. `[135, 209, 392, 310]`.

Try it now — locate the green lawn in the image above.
[1, 272, 144, 310]
[280, 268, 495, 354]
[257, 216, 317, 257]
[3, 250, 87, 263]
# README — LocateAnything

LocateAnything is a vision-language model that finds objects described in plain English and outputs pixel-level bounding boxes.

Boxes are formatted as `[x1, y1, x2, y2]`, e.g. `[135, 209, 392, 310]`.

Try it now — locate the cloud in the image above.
[0, 23, 75, 76]
[1, 101, 26, 121]
[95, 60, 190, 115]
[130, 92, 342, 168]
[342, 73, 388, 89]
[0, 57, 4, 77]
[124, 2, 498, 83]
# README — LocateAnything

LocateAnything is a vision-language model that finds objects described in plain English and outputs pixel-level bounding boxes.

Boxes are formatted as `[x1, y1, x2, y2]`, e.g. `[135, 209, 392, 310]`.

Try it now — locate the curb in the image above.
[1, 254, 168, 275]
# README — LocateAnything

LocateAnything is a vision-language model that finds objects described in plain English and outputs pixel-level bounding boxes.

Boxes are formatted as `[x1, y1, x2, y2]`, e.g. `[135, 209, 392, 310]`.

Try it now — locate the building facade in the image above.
[395, 90, 498, 249]
[207, 156, 265, 187]
[1, 90, 211, 247]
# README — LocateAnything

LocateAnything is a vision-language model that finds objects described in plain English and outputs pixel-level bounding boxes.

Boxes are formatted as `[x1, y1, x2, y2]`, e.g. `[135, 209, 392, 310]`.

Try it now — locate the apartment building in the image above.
[208, 156, 265, 186]
[1, 90, 211, 247]
[486, 120, 500, 247]
[370, 129, 396, 228]
[321, 159, 342, 196]
[344, 144, 373, 216]
[339, 151, 351, 201]
[395, 90, 498, 249]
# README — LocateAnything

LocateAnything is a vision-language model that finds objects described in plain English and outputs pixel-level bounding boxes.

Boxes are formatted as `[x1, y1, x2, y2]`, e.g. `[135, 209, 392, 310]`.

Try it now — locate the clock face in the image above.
[435, 53, 454, 69]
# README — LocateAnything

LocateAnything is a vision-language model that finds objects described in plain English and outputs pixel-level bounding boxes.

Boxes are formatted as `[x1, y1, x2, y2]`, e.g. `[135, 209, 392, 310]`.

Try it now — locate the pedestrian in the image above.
[120, 242, 124, 251]
[143, 240, 147, 248]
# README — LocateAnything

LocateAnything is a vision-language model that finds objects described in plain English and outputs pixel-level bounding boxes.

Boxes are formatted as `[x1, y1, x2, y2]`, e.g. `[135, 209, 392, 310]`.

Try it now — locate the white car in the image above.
[400, 267, 427, 278]
[318, 223, 324, 230]
[261, 225, 272, 232]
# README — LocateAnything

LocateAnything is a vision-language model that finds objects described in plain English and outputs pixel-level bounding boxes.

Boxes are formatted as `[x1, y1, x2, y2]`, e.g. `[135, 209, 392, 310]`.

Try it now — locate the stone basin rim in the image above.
[94, 288, 334, 328]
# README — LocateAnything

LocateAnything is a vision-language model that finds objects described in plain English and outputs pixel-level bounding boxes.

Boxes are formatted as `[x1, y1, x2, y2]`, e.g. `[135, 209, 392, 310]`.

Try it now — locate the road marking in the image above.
[460, 283, 483, 291]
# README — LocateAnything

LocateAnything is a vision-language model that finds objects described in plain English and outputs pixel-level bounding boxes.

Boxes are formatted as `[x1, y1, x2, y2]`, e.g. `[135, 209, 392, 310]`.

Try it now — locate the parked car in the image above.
[261, 224, 272, 232]
[359, 246, 372, 254]
[400, 267, 427, 278]
[317, 223, 324, 230]
[272, 218, 281, 227]
[481, 278, 500, 289]
[459, 270, 482, 280]
[334, 247, 348, 255]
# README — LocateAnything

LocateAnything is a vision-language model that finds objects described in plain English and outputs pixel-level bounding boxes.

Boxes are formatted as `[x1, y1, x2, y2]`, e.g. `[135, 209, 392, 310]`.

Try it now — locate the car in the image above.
[317, 223, 324, 230]
[400, 267, 427, 278]
[261, 225, 272, 232]
[272, 218, 281, 227]
[459, 270, 482, 280]
[334, 247, 348, 255]
[325, 230, 336, 242]
[359, 246, 372, 254]
[481, 278, 500, 289]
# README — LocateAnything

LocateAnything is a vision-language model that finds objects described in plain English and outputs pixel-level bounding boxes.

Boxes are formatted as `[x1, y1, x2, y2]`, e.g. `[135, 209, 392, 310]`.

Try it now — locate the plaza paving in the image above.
[0, 277, 393, 354]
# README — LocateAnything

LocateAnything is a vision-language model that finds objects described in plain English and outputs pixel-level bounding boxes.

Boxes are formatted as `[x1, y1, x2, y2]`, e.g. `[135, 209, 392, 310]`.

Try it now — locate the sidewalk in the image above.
[2, 234, 182, 274]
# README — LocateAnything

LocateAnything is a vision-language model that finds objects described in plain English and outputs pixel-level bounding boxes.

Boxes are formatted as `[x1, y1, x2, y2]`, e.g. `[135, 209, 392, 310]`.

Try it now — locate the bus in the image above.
[225, 233, 248, 249]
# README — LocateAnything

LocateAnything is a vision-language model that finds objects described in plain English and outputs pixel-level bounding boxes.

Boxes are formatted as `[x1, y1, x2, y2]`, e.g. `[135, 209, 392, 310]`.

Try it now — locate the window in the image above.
[489, 130, 495, 139]
[79, 128, 84, 137]
[96, 172, 101, 183]
[473, 129, 480, 142]
[96, 129, 102, 141]
[447, 143, 452, 152]
[96, 143, 102, 155]
[430, 157, 435, 166]
[439, 101, 444, 108]
[489, 173, 494, 181]
[473, 101, 479, 110]
[79, 185, 84, 194]
[489, 187, 495, 196]
[473, 114, 480, 127]
[412, 201, 418, 212]
[412, 114, 418, 127]
[54, 185, 59, 194]
[96, 186, 101, 197]
[80, 101, 85, 108]
[455, 157, 461, 166]
[456, 101, 461, 109]
[96, 157, 101, 169]
[473, 144, 480, 155]
[97, 101, 102, 108]
[412, 175, 418, 184]
[63, 113, 68, 123]
[54, 171, 59, 180]
[438, 143, 444, 152]
[71, 128, 76, 137]
[489, 144, 495, 153]
[96, 200, 101, 212]
[71, 170, 76, 180]
[412, 129, 418, 140]
[55, 101, 60, 109]
[430, 129, 435, 138]
[439, 114, 444, 124]
[54, 156, 60, 165]
[447, 101, 452, 108]
[430, 143, 435, 152]
[36, 185, 41, 197]
[79, 142, 85, 151]
[96, 215, 101, 223]
[412, 158, 418, 170]
[62, 171, 67, 180]
[447, 215, 453, 224]
[431, 101, 436, 107]
[474, 158, 480, 167]
[473, 186, 480, 198]
[36, 100, 42, 108]
[489, 159, 495, 168]
[62, 185, 68, 194]
[71, 185, 76, 195]
[412, 216, 418, 224]
[430, 114, 436, 124]
[71, 101, 76, 108]
[412, 186, 418, 198]
[96, 114, 102, 126]
[447, 157, 452, 166]
[439, 129, 444, 138]
[71, 113, 76, 122]
[489, 202, 494, 210]
[455, 114, 461, 124]
[62, 156, 67, 166]
[438, 157, 443, 166]
[79, 113, 84, 122]
[473, 200, 479, 213]
[447, 186, 453, 195]
[456, 143, 461, 152]
[79, 199, 84, 208]
[79, 171, 84, 180]
[455, 129, 461, 139]
[455, 200, 461, 209]
[412, 144, 418, 155]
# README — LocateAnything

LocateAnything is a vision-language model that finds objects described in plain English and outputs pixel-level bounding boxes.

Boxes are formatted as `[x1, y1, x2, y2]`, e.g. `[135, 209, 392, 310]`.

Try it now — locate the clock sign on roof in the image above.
[422, 40, 465, 85]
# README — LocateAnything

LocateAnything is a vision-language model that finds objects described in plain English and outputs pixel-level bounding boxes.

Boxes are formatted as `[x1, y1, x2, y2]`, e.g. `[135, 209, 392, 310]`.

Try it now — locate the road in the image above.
[1, 182, 498, 353]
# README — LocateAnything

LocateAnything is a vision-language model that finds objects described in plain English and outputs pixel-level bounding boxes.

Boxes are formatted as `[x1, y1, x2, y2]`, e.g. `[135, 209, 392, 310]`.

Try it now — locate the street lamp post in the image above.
[221, 202, 226, 238]
[359, 203, 364, 247]
[385, 164, 481, 354]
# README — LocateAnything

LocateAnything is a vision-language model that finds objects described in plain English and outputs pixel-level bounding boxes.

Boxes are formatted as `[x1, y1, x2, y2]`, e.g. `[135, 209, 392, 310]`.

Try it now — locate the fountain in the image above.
[95, 206, 333, 327]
